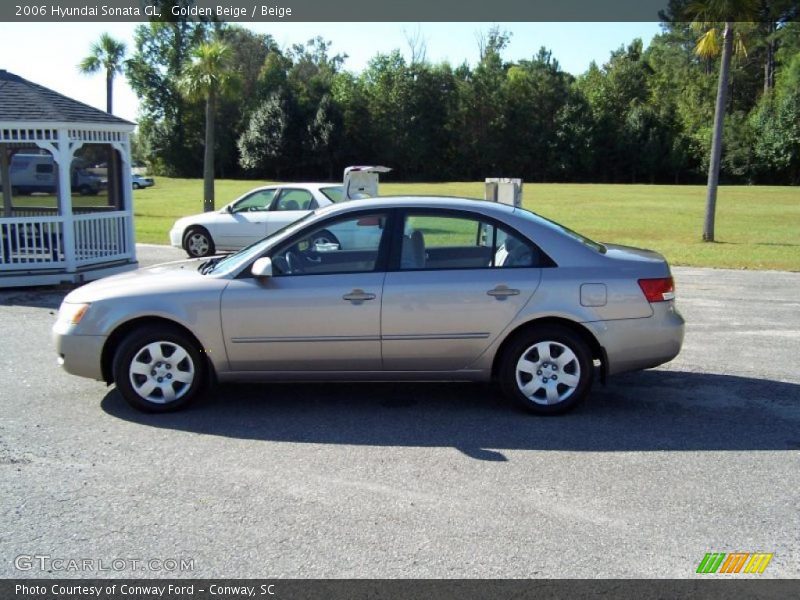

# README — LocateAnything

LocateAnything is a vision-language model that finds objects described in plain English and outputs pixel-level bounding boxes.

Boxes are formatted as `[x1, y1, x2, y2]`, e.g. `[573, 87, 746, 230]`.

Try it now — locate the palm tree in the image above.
[78, 33, 127, 114]
[687, 0, 756, 242]
[179, 41, 239, 212]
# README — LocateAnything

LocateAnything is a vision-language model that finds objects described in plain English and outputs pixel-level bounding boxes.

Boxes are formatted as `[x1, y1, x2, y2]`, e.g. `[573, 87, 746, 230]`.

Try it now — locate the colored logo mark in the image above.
[696, 552, 773, 574]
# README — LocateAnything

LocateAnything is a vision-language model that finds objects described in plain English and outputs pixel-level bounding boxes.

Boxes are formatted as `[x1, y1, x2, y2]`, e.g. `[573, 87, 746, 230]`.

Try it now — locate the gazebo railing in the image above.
[0, 212, 133, 271]
[10, 206, 118, 218]
[0, 215, 65, 270]
[73, 211, 132, 266]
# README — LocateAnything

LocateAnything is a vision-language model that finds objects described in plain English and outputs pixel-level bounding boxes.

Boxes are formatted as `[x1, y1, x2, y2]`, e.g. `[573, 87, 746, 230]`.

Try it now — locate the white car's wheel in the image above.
[311, 230, 340, 247]
[499, 325, 593, 415]
[183, 227, 215, 258]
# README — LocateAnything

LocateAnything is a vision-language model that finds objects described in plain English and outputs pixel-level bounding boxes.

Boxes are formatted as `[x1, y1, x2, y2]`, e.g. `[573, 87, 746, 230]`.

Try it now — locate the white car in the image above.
[132, 174, 155, 189]
[170, 167, 389, 258]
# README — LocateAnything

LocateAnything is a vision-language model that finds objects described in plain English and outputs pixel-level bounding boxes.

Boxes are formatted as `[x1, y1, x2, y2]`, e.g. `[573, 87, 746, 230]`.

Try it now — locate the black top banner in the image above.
[6, 0, 680, 23]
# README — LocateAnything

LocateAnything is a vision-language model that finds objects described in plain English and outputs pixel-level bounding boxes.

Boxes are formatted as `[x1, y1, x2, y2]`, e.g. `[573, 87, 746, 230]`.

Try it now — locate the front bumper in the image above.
[53, 321, 106, 381]
[587, 301, 685, 376]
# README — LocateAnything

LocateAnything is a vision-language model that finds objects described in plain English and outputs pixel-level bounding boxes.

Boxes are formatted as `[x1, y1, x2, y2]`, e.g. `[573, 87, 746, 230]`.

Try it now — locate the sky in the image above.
[0, 22, 663, 124]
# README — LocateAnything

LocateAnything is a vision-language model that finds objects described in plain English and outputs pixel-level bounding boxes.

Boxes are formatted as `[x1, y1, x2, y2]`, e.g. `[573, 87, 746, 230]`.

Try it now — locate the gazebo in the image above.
[0, 69, 138, 287]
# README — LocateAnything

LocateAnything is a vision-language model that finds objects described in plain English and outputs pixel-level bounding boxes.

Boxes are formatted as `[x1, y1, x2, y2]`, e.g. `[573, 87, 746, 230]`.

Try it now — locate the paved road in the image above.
[1, 245, 798, 578]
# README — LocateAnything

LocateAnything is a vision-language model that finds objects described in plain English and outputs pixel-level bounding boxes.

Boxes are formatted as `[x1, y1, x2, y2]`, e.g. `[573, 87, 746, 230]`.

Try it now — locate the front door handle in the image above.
[487, 285, 520, 299]
[343, 289, 377, 303]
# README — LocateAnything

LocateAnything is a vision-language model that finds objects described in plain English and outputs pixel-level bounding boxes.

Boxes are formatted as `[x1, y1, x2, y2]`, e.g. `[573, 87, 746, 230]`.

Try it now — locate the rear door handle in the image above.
[487, 285, 520, 299]
[343, 289, 377, 303]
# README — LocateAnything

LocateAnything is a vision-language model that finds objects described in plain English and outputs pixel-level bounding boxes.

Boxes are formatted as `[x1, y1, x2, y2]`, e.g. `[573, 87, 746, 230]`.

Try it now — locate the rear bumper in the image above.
[587, 302, 685, 376]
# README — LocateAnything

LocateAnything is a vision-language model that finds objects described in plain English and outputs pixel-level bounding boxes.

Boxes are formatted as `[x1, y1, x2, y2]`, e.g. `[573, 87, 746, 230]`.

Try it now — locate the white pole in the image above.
[56, 129, 76, 273]
[118, 137, 136, 261]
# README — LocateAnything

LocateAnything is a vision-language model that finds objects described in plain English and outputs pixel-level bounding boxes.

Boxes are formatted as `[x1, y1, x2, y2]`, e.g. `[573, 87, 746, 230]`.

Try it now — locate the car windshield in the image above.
[202, 212, 316, 275]
[320, 186, 345, 203]
[514, 206, 606, 254]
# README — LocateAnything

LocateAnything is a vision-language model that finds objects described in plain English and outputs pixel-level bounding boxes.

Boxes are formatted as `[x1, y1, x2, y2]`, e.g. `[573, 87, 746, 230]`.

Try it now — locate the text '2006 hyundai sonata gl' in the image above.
[54, 197, 684, 415]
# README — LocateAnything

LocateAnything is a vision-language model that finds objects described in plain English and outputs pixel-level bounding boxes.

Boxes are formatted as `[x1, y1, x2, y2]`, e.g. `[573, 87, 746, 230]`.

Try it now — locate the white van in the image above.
[2, 154, 104, 196]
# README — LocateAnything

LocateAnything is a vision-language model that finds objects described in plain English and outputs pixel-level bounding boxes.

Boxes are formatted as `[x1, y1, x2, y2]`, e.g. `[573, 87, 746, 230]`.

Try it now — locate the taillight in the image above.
[638, 277, 675, 302]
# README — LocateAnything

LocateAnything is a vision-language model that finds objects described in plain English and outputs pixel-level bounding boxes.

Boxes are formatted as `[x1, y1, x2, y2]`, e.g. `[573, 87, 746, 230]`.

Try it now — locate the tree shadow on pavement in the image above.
[101, 369, 800, 458]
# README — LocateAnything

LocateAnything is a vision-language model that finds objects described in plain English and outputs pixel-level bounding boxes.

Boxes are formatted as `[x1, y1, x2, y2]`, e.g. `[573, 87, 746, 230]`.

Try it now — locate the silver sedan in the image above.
[54, 197, 684, 415]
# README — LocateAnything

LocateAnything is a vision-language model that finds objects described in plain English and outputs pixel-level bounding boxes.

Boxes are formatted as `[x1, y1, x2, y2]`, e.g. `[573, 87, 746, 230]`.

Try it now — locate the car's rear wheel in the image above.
[133, 182, 141, 190]
[183, 227, 215, 258]
[113, 326, 206, 412]
[499, 325, 593, 415]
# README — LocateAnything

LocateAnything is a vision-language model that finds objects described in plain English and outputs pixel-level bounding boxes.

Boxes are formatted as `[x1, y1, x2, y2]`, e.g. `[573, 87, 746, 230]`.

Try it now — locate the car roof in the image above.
[251, 182, 342, 190]
[315, 195, 518, 216]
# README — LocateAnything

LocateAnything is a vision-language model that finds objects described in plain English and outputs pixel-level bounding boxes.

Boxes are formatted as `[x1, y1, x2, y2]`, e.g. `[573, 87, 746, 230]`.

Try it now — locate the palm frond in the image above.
[78, 55, 101, 75]
[178, 41, 240, 100]
[695, 29, 722, 58]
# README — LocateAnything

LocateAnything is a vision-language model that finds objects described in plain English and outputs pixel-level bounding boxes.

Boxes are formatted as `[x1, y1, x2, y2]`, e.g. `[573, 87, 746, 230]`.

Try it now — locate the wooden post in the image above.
[1, 145, 11, 217]
[56, 129, 76, 273]
[118, 137, 135, 260]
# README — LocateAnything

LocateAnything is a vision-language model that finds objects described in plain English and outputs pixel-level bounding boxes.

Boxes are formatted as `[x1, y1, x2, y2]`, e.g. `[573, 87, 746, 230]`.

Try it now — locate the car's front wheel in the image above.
[183, 227, 215, 258]
[311, 230, 340, 248]
[133, 182, 141, 190]
[499, 325, 593, 415]
[112, 326, 207, 412]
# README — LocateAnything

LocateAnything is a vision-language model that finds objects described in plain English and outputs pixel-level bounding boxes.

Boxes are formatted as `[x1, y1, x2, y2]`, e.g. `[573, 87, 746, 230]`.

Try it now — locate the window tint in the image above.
[271, 213, 387, 276]
[275, 189, 314, 211]
[401, 213, 538, 270]
[36, 163, 54, 174]
[514, 207, 606, 254]
[320, 186, 345, 203]
[232, 189, 276, 213]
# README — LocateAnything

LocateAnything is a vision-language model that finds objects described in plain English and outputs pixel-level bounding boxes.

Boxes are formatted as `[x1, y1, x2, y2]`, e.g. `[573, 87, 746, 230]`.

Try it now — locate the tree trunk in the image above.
[764, 23, 775, 94]
[203, 87, 216, 212]
[703, 22, 733, 243]
[106, 71, 113, 114]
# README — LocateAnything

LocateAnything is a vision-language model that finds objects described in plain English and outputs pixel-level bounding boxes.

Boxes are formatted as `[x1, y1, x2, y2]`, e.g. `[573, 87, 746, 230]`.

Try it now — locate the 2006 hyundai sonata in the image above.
[54, 197, 684, 415]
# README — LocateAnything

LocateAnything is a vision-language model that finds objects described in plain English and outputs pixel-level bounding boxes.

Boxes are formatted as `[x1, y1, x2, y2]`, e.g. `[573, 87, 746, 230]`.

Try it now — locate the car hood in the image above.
[65, 259, 214, 303]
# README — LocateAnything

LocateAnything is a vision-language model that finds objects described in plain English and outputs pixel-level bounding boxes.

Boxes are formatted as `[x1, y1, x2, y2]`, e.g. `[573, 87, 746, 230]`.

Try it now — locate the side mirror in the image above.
[251, 257, 273, 278]
[224, 205, 233, 213]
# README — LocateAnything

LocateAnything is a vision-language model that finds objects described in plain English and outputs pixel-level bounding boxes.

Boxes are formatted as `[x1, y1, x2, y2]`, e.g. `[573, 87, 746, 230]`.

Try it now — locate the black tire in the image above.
[183, 227, 215, 258]
[499, 325, 593, 415]
[133, 182, 141, 190]
[311, 229, 340, 247]
[79, 185, 91, 196]
[112, 325, 207, 413]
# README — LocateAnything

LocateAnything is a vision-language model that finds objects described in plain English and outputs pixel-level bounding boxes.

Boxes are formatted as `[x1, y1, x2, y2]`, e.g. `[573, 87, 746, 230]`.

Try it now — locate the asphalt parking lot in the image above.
[1, 244, 798, 578]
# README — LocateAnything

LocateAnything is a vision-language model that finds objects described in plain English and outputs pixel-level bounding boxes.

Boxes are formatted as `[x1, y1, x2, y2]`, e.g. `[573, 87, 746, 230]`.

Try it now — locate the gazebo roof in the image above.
[0, 69, 134, 127]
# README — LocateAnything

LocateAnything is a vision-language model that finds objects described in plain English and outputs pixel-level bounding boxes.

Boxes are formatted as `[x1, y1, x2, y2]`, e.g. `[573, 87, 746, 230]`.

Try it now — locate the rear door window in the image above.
[274, 189, 315, 211]
[400, 212, 541, 270]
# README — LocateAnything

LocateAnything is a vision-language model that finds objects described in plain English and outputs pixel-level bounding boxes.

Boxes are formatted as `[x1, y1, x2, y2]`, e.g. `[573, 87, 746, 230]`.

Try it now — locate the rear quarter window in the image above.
[320, 187, 345, 203]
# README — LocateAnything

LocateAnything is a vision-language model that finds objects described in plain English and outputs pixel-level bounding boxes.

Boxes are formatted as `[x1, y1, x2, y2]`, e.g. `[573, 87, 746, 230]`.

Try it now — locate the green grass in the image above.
[15, 178, 798, 270]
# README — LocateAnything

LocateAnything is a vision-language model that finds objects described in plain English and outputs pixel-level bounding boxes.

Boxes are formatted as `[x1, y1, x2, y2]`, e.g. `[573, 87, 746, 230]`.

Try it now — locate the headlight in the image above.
[57, 302, 91, 325]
